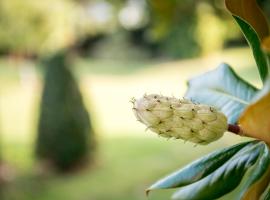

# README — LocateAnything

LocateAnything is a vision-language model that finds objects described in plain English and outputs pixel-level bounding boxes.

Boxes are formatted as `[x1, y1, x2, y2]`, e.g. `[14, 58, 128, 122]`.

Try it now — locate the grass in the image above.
[0, 47, 261, 200]
[2, 136, 245, 200]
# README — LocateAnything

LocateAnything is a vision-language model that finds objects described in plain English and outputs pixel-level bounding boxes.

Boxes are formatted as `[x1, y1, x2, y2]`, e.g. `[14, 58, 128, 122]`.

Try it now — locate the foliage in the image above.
[185, 63, 258, 124]
[147, 141, 270, 200]
[90, 31, 151, 60]
[0, 0, 130, 57]
[225, 0, 270, 82]
[36, 51, 95, 171]
[239, 81, 270, 144]
[145, 0, 240, 58]
[145, 0, 270, 199]
[0, 0, 246, 59]
[146, 0, 199, 58]
[0, 0, 85, 56]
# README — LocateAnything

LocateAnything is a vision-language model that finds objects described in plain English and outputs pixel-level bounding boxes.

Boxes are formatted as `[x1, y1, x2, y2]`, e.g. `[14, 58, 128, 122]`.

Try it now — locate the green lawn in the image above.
[0, 47, 261, 200]
[2, 136, 247, 200]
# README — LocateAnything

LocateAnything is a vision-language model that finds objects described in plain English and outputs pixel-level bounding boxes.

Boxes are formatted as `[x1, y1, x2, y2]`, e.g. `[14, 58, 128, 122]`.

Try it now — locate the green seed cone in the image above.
[132, 94, 228, 145]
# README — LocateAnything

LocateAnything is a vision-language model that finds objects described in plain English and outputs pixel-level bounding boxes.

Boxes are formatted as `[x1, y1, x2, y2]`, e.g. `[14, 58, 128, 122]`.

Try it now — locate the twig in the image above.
[228, 124, 244, 136]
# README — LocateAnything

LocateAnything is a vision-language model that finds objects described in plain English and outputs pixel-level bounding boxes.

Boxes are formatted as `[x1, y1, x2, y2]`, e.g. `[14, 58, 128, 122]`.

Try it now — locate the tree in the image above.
[0, 0, 86, 57]
[145, 0, 240, 58]
[36, 51, 95, 171]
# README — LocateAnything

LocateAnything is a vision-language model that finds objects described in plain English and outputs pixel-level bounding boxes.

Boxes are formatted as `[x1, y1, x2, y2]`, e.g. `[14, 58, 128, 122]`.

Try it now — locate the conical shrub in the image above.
[36, 51, 95, 171]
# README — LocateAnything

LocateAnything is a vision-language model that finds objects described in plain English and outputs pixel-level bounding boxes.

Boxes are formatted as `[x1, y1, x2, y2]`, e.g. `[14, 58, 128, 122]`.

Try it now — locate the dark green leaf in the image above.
[146, 141, 256, 195]
[225, 0, 269, 41]
[172, 142, 264, 200]
[233, 16, 269, 83]
[185, 63, 258, 124]
[238, 142, 270, 199]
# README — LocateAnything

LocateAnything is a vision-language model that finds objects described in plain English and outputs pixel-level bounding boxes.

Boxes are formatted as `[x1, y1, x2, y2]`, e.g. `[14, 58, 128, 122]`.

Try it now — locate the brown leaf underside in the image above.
[239, 92, 270, 144]
[242, 165, 270, 200]
[225, 0, 269, 40]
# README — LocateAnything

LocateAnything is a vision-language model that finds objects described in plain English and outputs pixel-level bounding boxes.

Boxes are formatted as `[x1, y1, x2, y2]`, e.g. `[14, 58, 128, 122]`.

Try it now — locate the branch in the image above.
[228, 124, 244, 136]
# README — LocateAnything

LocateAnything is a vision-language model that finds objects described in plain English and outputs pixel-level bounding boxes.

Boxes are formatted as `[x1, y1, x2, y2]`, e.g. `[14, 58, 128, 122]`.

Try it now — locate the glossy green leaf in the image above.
[185, 63, 258, 124]
[233, 16, 269, 83]
[238, 142, 270, 200]
[225, 0, 269, 41]
[172, 142, 264, 200]
[146, 141, 256, 195]
[225, 0, 270, 82]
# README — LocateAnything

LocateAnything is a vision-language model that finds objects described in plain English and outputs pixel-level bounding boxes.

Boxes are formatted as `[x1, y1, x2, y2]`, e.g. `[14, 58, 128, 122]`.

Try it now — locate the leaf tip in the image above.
[145, 189, 151, 196]
[218, 62, 230, 71]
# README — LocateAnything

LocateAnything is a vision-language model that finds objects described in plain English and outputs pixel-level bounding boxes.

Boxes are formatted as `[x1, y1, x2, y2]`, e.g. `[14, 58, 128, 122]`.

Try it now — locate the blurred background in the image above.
[0, 0, 269, 200]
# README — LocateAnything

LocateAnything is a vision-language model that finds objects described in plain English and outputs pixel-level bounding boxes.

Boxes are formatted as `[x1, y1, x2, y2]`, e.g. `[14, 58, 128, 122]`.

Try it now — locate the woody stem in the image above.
[228, 124, 243, 135]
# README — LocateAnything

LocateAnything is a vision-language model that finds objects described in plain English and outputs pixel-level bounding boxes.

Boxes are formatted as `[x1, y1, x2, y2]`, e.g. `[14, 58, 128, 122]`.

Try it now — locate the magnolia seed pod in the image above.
[132, 94, 228, 145]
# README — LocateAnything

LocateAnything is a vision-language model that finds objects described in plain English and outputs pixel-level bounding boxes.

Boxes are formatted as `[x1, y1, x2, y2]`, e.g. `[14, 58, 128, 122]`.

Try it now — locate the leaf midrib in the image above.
[210, 88, 250, 105]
